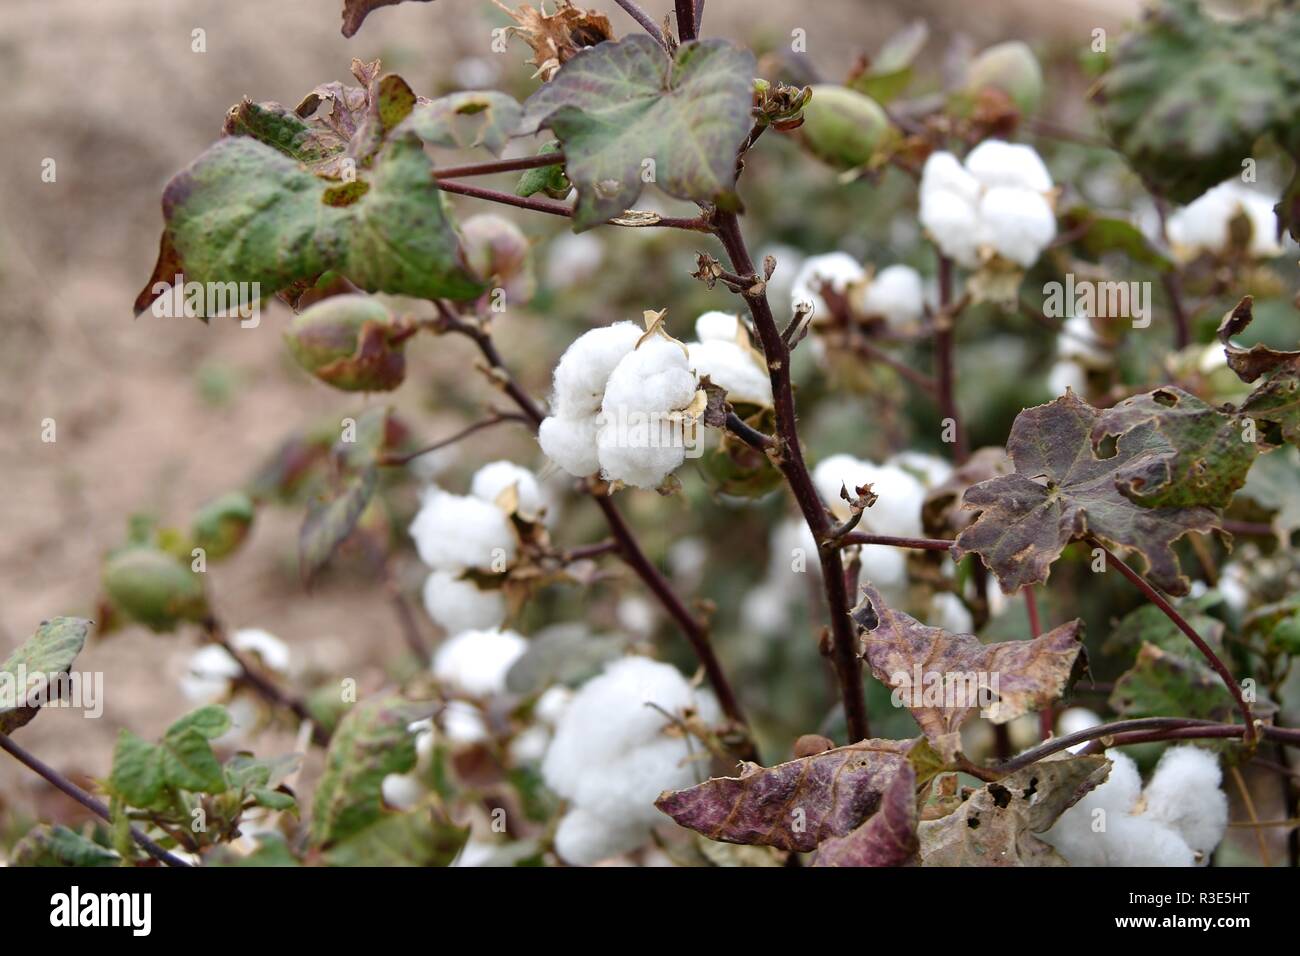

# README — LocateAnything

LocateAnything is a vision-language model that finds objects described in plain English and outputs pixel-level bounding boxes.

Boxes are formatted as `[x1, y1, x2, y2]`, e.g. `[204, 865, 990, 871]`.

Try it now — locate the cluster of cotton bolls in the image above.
[919, 140, 1057, 270]
[179, 628, 291, 744]
[1166, 179, 1287, 263]
[790, 253, 927, 332]
[538, 319, 704, 489]
[1043, 746, 1229, 866]
[686, 312, 773, 407]
[542, 656, 719, 865]
[410, 460, 548, 635]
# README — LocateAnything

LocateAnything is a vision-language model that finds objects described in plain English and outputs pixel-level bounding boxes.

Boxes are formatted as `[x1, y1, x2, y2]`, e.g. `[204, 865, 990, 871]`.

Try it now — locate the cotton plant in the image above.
[541, 656, 719, 865]
[1043, 747, 1229, 866]
[1166, 179, 1288, 262]
[790, 253, 926, 332]
[410, 460, 547, 634]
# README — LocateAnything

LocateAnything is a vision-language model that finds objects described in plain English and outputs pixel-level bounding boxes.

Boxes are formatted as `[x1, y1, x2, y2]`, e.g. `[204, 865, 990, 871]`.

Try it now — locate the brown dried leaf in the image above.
[854, 585, 1084, 760]
[492, 0, 614, 81]
[341, 0, 435, 38]
[812, 761, 918, 867]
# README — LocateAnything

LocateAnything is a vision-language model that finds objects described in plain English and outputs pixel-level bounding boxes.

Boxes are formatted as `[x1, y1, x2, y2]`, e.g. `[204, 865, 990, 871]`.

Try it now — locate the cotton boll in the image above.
[791, 252, 865, 319]
[509, 725, 552, 763]
[887, 451, 953, 489]
[596, 336, 698, 488]
[538, 413, 600, 477]
[550, 321, 643, 417]
[694, 311, 744, 343]
[432, 628, 528, 697]
[545, 232, 604, 289]
[602, 337, 697, 415]
[441, 699, 491, 744]
[1103, 814, 1197, 867]
[422, 570, 507, 634]
[964, 140, 1053, 193]
[553, 806, 648, 866]
[687, 339, 772, 406]
[179, 644, 242, 703]
[860, 545, 907, 592]
[534, 685, 573, 725]
[1057, 707, 1102, 752]
[813, 454, 879, 520]
[1167, 181, 1285, 261]
[470, 460, 546, 518]
[930, 593, 973, 634]
[230, 628, 291, 674]
[1047, 360, 1086, 396]
[852, 264, 925, 328]
[860, 464, 926, 539]
[977, 186, 1057, 267]
[570, 735, 702, 827]
[919, 188, 982, 268]
[1140, 747, 1228, 859]
[1217, 562, 1250, 614]
[920, 151, 982, 206]
[381, 773, 424, 810]
[1057, 313, 1107, 364]
[597, 432, 686, 490]
[409, 488, 518, 571]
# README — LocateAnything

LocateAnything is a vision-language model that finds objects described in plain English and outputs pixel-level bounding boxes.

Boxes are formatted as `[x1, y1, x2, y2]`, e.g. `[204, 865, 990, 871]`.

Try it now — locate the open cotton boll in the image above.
[851, 264, 925, 328]
[381, 772, 424, 810]
[888, 450, 953, 489]
[1048, 360, 1086, 396]
[422, 570, 506, 634]
[549, 321, 643, 417]
[921, 151, 983, 205]
[179, 644, 243, 704]
[694, 310, 744, 343]
[791, 252, 865, 319]
[1057, 707, 1102, 752]
[601, 336, 698, 414]
[409, 488, 517, 572]
[687, 339, 772, 406]
[859, 544, 908, 592]
[860, 464, 926, 539]
[432, 628, 528, 697]
[597, 425, 687, 489]
[538, 413, 600, 477]
[813, 454, 879, 520]
[230, 628, 291, 674]
[470, 460, 546, 519]
[965, 140, 1054, 193]
[553, 805, 648, 866]
[919, 188, 982, 268]
[976, 186, 1057, 267]
[441, 699, 491, 745]
[1167, 181, 1285, 261]
[930, 593, 973, 634]
[569, 735, 705, 826]
[1140, 747, 1228, 858]
[534, 685, 574, 725]
[1057, 313, 1107, 364]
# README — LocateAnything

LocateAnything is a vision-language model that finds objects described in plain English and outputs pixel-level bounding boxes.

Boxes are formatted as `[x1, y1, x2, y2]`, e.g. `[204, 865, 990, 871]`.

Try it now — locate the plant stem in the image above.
[433, 179, 712, 232]
[934, 254, 969, 463]
[713, 210, 869, 742]
[387, 574, 432, 660]
[432, 152, 565, 179]
[0, 732, 191, 867]
[1091, 539, 1255, 744]
[837, 532, 955, 552]
[612, 0, 669, 49]
[378, 412, 529, 466]
[1024, 587, 1053, 740]
[675, 0, 697, 41]
[723, 411, 775, 450]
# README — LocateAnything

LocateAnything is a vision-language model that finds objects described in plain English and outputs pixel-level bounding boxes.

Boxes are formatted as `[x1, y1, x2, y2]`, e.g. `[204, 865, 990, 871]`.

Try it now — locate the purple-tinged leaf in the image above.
[812, 761, 918, 867]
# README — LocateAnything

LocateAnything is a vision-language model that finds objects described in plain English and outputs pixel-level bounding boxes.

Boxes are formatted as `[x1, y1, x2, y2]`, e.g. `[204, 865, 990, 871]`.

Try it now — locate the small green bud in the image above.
[103, 547, 209, 633]
[964, 41, 1044, 115]
[191, 491, 255, 561]
[798, 85, 892, 170]
[284, 294, 410, 392]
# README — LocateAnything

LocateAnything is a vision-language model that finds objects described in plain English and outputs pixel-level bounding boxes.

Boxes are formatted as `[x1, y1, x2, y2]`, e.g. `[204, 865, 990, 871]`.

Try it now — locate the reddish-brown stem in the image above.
[723, 411, 775, 450]
[613, 0, 668, 48]
[433, 179, 712, 232]
[387, 574, 432, 660]
[562, 539, 620, 562]
[713, 211, 869, 742]
[837, 532, 955, 552]
[675, 0, 697, 41]
[1220, 519, 1280, 538]
[0, 732, 191, 867]
[432, 152, 565, 180]
[1092, 540, 1256, 744]
[378, 412, 530, 466]
[934, 254, 969, 463]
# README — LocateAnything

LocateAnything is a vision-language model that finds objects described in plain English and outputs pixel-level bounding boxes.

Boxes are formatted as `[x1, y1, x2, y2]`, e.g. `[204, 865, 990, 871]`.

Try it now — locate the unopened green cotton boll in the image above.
[964, 41, 1044, 115]
[798, 85, 890, 170]
[284, 294, 409, 392]
[103, 546, 209, 632]
[191, 491, 255, 560]
[460, 213, 536, 306]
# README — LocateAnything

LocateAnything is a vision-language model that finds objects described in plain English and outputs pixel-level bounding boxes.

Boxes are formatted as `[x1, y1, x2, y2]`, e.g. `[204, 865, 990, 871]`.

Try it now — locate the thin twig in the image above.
[675, 0, 697, 41]
[933, 254, 969, 463]
[432, 152, 565, 180]
[613, 0, 669, 49]
[387, 574, 432, 660]
[433, 179, 711, 232]
[837, 532, 955, 552]
[1092, 540, 1256, 744]
[378, 412, 530, 466]
[0, 733, 191, 867]
[723, 411, 775, 450]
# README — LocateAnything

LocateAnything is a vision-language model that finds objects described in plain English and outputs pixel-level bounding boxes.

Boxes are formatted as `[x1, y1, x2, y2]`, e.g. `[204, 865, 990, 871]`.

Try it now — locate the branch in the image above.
[933, 253, 969, 463]
[613, 0, 669, 49]
[378, 412, 530, 466]
[1091, 539, 1256, 744]
[836, 532, 956, 552]
[0, 732, 191, 867]
[713, 210, 869, 742]
[433, 179, 711, 232]
[723, 411, 775, 450]
[432, 152, 565, 179]
[675, 0, 697, 41]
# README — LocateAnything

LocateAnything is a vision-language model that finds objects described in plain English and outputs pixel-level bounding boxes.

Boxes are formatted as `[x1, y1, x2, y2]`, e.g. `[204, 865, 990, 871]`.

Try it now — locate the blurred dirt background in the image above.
[0, 0, 1140, 831]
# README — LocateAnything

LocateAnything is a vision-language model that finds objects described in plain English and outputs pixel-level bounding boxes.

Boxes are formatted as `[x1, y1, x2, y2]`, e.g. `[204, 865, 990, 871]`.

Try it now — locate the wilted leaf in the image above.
[521, 36, 755, 229]
[0, 618, 91, 734]
[655, 738, 919, 852]
[1109, 642, 1236, 721]
[135, 135, 482, 315]
[953, 391, 1221, 595]
[918, 756, 1108, 866]
[1091, 387, 1257, 509]
[1095, 0, 1300, 203]
[495, 0, 614, 81]
[310, 695, 424, 847]
[223, 98, 349, 174]
[341, 0, 434, 37]
[11, 826, 119, 868]
[323, 805, 469, 866]
[300, 466, 378, 584]
[812, 761, 917, 867]
[400, 91, 523, 156]
[1218, 298, 1300, 450]
[854, 586, 1083, 760]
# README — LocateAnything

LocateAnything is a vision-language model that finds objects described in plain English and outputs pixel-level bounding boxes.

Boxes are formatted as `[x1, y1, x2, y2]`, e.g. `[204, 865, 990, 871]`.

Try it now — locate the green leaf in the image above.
[1095, 0, 1300, 203]
[134, 134, 483, 315]
[158, 728, 228, 794]
[1091, 387, 1257, 509]
[516, 142, 571, 199]
[12, 825, 120, 868]
[300, 466, 378, 584]
[167, 704, 232, 742]
[107, 731, 168, 810]
[521, 36, 755, 229]
[954, 391, 1222, 596]
[0, 618, 90, 733]
[1109, 642, 1236, 721]
[222, 98, 348, 172]
[1241, 445, 1300, 538]
[1102, 594, 1225, 659]
[323, 806, 469, 866]
[207, 832, 302, 867]
[1244, 598, 1300, 658]
[400, 91, 522, 156]
[310, 695, 423, 847]
[1059, 206, 1173, 271]
[848, 19, 928, 103]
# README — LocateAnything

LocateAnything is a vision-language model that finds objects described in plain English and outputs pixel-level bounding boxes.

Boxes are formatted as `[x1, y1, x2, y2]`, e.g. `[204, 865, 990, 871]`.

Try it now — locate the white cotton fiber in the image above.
[694, 311, 744, 342]
[553, 806, 647, 866]
[791, 252, 865, 318]
[409, 488, 517, 571]
[812, 454, 925, 538]
[688, 339, 772, 406]
[977, 186, 1058, 268]
[432, 628, 527, 697]
[1167, 180, 1286, 262]
[1140, 746, 1228, 858]
[470, 460, 545, 518]
[179, 645, 243, 704]
[422, 570, 506, 634]
[230, 628, 291, 674]
[851, 264, 926, 328]
[887, 450, 953, 488]
[549, 321, 643, 417]
[965, 139, 1054, 193]
[538, 414, 601, 477]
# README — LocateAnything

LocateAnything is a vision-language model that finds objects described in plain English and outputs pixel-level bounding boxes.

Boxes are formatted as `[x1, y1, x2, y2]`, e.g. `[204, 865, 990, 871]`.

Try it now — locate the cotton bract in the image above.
[1042, 747, 1228, 866]
[1167, 180, 1286, 262]
[542, 656, 718, 865]
[919, 141, 1057, 269]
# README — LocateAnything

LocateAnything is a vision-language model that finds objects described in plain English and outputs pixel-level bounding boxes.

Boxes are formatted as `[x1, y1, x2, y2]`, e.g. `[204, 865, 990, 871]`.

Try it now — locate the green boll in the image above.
[191, 491, 255, 561]
[798, 86, 891, 170]
[102, 547, 209, 633]
[964, 40, 1044, 115]
[284, 294, 409, 392]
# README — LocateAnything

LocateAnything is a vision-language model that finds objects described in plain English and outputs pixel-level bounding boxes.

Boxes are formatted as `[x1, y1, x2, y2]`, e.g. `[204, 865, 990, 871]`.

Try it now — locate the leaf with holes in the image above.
[520, 35, 755, 229]
[853, 586, 1084, 761]
[953, 391, 1221, 596]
